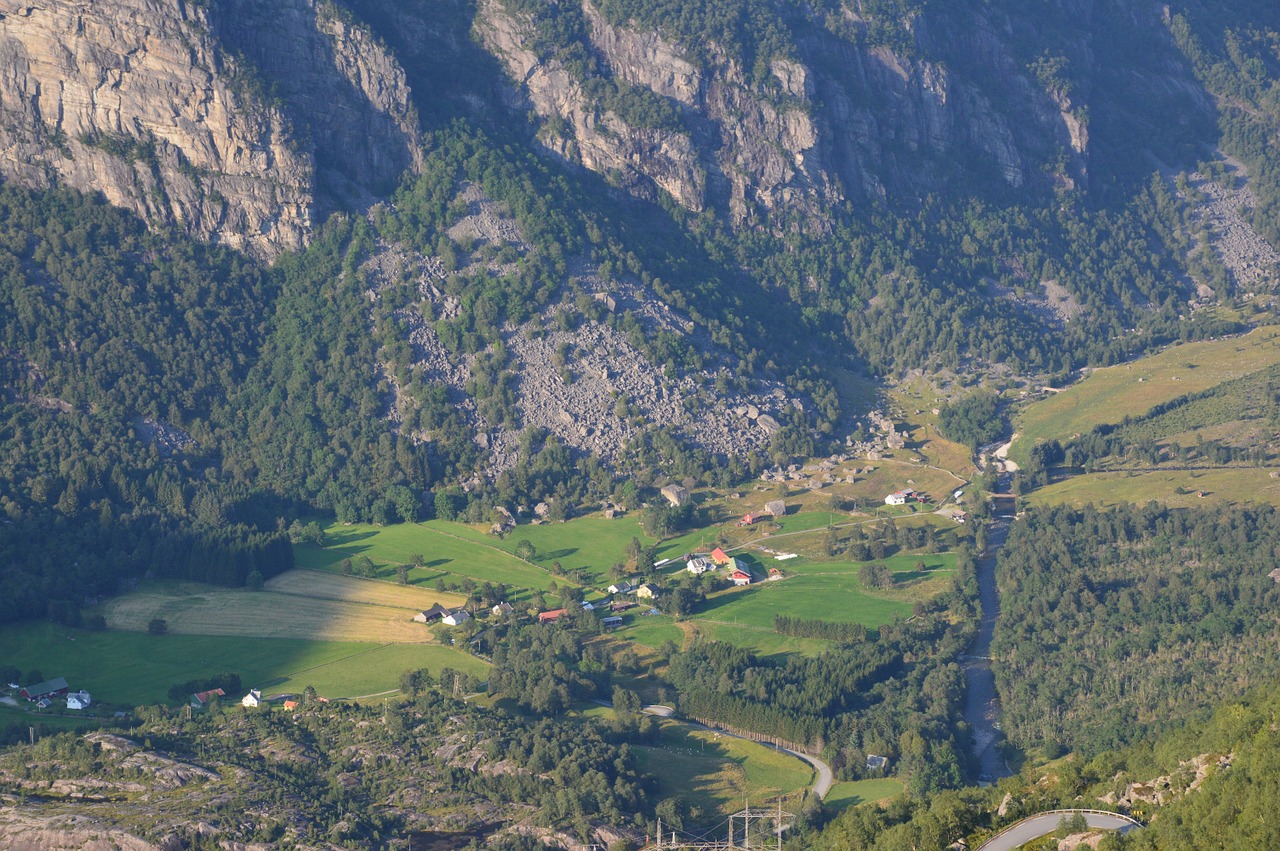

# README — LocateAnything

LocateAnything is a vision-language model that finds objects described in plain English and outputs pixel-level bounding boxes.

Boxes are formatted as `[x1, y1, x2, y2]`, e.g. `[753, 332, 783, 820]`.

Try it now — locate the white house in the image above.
[442, 609, 471, 626]
[885, 489, 914, 506]
[685, 556, 714, 575]
[242, 689, 263, 708]
[492, 602, 515, 616]
[66, 690, 91, 710]
[608, 581, 633, 595]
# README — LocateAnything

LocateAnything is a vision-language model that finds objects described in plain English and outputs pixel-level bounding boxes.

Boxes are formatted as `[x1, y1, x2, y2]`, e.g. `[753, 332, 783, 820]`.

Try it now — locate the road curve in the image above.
[976, 810, 1141, 851]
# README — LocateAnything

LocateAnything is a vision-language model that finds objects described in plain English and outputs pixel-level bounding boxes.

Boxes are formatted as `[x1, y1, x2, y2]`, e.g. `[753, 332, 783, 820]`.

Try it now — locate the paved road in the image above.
[976, 811, 1140, 850]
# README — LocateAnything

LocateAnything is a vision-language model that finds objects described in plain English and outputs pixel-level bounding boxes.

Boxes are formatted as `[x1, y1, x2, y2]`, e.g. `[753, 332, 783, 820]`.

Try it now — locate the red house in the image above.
[737, 512, 765, 527]
[20, 677, 68, 701]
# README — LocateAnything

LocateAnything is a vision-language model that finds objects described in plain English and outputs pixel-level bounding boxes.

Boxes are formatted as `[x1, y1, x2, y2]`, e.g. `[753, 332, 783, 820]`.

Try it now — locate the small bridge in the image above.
[975, 809, 1142, 850]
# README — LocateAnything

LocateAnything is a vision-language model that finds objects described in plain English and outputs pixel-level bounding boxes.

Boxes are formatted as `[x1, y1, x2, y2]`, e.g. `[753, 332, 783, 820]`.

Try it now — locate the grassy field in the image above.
[1011, 326, 1280, 468]
[295, 522, 559, 597]
[423, 517, 655, 588]
[689, 621, 832, 659]
[104, 579, 437, 643]
[616, 616, 684, 650]
[265, 570, 465, 609]
[636, 722, 813, 821]
[693, 575, 913, 631]
[0, 621, 487, 705]
[1028, 467, 1280, 509]
[825, 778, 904, 812]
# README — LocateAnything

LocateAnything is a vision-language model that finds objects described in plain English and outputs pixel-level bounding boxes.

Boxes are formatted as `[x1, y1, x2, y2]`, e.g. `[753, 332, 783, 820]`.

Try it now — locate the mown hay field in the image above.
[264, 570, 465, 610]
[104, 580, 435, 643]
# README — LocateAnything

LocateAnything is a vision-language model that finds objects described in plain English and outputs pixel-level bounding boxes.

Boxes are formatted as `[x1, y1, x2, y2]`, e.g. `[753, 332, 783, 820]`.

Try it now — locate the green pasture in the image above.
[693, 574, 913, 631]
[1011, 325, 1280, 468]
[1028, 467, 1280, 509]
[616, 616, 684, 650]
[424, 517, 656, 587]
[295, 521, 558, 597]
[690, 621, 831, 658]
[825, 778, 905, 812]
[636, 722, 813, 821]
[0, 621, 485, 705]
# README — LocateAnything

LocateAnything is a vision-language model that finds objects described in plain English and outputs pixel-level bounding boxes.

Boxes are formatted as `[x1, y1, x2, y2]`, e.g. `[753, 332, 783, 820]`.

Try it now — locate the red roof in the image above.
[710, 547, 730, 565]
[538, 609, 567, 623]
[192, 688, 225, 705]
[731, 569, 752, 581]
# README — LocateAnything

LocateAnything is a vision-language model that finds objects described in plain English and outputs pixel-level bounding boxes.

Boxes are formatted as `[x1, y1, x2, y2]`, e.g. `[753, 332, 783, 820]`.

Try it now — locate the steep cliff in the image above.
[474, 0, 1209, 224]
[0, 0, 420, 258]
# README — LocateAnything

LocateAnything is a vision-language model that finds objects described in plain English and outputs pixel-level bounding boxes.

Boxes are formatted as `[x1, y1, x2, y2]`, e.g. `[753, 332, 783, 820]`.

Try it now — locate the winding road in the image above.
[975, 810, 1142, 850]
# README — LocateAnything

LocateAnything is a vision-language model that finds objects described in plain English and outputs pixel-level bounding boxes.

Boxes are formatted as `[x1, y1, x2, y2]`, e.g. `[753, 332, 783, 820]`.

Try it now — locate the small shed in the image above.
[601, 616, 624, 629]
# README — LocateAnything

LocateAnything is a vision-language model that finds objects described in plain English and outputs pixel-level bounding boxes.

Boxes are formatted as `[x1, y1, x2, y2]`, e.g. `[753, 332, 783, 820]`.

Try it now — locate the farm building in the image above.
[610, 601, 634, 612]
[737, 512, 765, 527]
[66, 691, 92, 710]
[764, 499, 786, 517]
[725, 556, 749, 573]
[685, 556, 715, 574]
[768, 568, 783, 581]
[283, 700, 299, 711]
[190, 688, 225, 708]
[601, 616, 624, 629]
[20, 677, 68, 701]
[581, 601, 596, 611]
[492, 602, 515, 616]
[885, 489, 915, 506]
[730, 569, 753, 586]
[539, 608, 567, 623]
[866, 754, 890, 772]
[660, 484, 691, 507]
[636, 583, 660, 599]
[607, 580, 634, 594]
[242, 689, 263, 708]
[413, 603, 451, 623]
[442, 609, 471, 626]
[710, 547, 731, 566]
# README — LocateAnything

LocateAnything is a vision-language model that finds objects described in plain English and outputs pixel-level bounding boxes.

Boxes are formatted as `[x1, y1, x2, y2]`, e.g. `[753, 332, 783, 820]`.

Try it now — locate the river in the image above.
[962, 482, 1015, 783]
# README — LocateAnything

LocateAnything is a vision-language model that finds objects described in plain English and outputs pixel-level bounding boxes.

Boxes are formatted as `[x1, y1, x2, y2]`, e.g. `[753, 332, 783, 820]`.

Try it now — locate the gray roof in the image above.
[24, 676, 68, 696]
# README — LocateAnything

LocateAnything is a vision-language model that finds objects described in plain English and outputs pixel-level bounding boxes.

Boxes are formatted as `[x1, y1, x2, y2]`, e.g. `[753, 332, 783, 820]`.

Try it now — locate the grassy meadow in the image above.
[1028, 467, 1280, 510]
[1011, 325, 1280, 468]
[825, 779, 905, 812]
[0, 621, 486, 705]
[635, 722, 813, 821]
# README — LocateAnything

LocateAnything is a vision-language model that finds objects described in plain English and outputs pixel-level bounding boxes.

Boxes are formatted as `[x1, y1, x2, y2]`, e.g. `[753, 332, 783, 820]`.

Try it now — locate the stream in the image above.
[962, 480, 1015, 783]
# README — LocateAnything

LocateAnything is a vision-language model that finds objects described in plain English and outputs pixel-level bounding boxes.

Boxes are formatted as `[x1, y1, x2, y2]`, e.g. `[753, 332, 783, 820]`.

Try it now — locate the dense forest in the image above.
[992, 502, 1280, 756]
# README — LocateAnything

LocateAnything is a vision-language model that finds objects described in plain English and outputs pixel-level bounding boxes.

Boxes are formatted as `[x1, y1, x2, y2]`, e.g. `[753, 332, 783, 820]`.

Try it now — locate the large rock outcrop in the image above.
[0, 0, 420, 258]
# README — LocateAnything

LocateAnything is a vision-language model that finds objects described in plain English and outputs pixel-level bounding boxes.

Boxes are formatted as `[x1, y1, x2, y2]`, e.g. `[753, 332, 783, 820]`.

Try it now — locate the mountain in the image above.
[1, 0, 1279, 602]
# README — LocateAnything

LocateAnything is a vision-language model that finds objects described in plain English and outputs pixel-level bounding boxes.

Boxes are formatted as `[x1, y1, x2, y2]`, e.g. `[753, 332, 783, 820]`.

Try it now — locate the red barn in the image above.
[20, 677, 68, 701]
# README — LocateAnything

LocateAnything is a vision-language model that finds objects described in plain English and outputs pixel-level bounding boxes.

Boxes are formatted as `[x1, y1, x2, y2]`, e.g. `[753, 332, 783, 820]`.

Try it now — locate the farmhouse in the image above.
[442, 609, 471, 626]
[730, 569, 753, 586]
[492, 601, 515, 616]
[242, 689, 263, 708]
[539, 608, 567, 623]
[885, 489, 915, 506]
[685, 556, 714, 574]
[660, 484, 691, 507]
[635, 583, 660, 599]
[66, 691, 92, 710]
[20, 677, 69, 701]
[413, 603, 451, 623]
[601, 616, 624, 629]
[190, 688, 225, 708]
[710, 547, 731, 566]
[608, 580, 634, 594]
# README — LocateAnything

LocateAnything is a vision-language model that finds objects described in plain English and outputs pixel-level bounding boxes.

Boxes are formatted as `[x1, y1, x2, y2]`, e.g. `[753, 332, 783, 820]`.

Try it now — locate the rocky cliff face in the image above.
[474, 0, 1199, 224]
[0, 0, 420, 258]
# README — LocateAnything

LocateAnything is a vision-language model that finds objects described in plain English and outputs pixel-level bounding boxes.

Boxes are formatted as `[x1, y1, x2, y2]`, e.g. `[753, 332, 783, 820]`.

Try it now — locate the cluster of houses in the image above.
[685, 547, 782, 586]
[191, 688, 325, 711]
[885, 488, 932, 506]
[412, 602, 477, 627]
[13, 676, 92, 712]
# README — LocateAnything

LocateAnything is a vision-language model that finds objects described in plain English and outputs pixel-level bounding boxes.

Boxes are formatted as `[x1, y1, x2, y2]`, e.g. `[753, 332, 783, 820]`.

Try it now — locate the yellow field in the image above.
[1012, 326, 1280, 467]
[1028, 467, 1280, 510]
[103, 573, 456, 643]
[264, 570, 466, 609]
